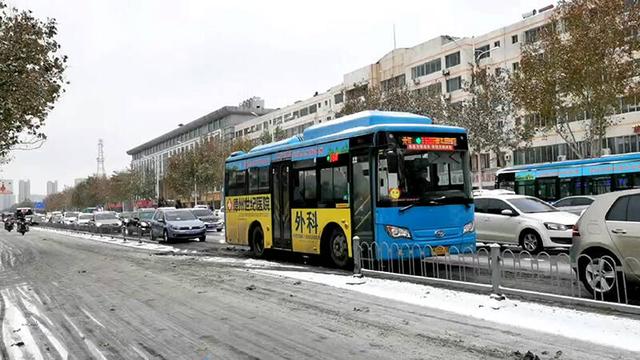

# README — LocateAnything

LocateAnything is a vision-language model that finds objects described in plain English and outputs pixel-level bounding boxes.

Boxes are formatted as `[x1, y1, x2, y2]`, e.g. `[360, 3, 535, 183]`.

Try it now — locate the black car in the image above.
[123, 209, 156, 236]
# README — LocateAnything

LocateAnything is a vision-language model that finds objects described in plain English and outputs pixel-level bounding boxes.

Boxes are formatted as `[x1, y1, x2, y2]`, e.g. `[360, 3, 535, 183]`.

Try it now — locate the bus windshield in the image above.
[378, 149, 472, 206]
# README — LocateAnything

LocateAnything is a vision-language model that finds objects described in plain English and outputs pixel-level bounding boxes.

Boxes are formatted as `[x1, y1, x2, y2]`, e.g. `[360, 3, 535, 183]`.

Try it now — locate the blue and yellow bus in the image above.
[496, 152, 640, 202]
[223, 111, 476, 267]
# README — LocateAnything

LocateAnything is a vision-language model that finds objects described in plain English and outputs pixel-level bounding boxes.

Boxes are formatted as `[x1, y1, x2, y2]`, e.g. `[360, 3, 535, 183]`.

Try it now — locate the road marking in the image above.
[80, 307, 106, 328]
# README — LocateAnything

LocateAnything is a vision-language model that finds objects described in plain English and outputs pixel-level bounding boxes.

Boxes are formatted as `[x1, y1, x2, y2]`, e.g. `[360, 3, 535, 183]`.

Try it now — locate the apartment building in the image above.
[18, 179, 30, 203]
[46, 180, 58, 196]
[126, 97, 272, 198]
[235, 4, 640, 187]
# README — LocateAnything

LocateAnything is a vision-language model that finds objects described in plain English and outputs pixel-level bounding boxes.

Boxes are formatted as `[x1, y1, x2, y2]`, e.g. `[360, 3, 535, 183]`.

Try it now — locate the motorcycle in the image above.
[16, 219, 28, 235]
[4, 219, 14, 232]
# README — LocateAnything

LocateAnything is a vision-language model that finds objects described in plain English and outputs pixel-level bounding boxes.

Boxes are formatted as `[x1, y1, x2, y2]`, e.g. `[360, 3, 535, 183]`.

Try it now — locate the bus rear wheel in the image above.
[328, 228, 349, 269]
[251, 226, 265, 258]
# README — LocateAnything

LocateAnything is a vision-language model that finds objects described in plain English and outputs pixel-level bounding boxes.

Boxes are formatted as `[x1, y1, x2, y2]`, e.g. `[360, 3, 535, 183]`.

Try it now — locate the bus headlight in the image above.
[385, 225, 412, 239]
[463, 221, 475, 234]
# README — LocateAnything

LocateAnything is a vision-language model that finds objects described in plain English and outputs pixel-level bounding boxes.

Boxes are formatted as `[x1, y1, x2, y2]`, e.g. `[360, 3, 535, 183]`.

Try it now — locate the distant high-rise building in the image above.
[46, 180, 58, 195]
[18, 179, 31, 203]
[0, 179, 15, 211]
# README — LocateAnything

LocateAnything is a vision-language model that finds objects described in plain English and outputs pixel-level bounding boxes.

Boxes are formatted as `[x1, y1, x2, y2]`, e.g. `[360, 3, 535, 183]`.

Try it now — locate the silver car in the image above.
[552, 196, 595, 216]
[571, 189, 640, 300]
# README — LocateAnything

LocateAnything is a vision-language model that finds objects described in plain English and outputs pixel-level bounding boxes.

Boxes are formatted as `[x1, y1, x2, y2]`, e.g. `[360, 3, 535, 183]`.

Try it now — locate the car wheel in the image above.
[328, 227, 350, 269]
[163, 230, 172, 243]
[520, 230, 542, 253]
[251, 226, 265, 257]
[150, 229, 156, 241]
[579, 254, 626, 301]
[199, 235, 206, 242]
[216, 228, 222, 232]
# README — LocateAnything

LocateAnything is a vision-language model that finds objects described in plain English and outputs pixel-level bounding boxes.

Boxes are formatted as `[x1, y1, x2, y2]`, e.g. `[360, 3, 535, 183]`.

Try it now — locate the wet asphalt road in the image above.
[0, 228, 637, 359]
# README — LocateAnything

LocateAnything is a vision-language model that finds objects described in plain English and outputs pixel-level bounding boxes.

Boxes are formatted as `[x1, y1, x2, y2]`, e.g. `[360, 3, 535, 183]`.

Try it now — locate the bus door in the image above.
[351, 150, 375, 257]
[271, 162, 292, 250]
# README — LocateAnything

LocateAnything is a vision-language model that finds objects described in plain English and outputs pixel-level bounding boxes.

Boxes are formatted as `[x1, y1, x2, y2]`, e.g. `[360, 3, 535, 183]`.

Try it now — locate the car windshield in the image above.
[509, 198, 557, 213]
[78, 214, 92, 220]
[191, 209, 213, 217]
[138, 211, 155, 220]
[165, 210, 197, 221]
[95, 213, 117, 220]
[378, 148, 472, 206]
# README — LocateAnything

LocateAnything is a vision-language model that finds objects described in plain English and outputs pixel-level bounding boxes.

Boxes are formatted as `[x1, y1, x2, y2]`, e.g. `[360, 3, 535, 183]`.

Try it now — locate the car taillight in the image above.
[572, 224, 580, 237]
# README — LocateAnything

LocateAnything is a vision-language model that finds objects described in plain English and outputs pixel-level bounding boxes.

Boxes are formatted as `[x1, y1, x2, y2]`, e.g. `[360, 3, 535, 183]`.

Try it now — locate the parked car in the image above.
[49, 213, 64, 224]
[189, 208, 222, 232]
[571, 189, 640, 300]
[474, 194, 579, 253]
[149, 209, 206, 243]
[76, 213, 94, 227]
[63, 211, 80, 225]
[193, 204, 209, 210]
[552, 196, 595, 216]
[90, 211, 122, 233]
[472, 188, 515, 197]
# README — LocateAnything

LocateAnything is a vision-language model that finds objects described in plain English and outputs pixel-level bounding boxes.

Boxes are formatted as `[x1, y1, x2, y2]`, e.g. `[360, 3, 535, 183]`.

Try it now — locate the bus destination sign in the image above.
[401, 136, 457, 151]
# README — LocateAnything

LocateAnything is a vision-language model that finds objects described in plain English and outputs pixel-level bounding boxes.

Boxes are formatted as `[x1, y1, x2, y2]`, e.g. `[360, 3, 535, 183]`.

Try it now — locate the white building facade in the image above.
[46, 180, 58, 196]
[18, 179, 30, 203]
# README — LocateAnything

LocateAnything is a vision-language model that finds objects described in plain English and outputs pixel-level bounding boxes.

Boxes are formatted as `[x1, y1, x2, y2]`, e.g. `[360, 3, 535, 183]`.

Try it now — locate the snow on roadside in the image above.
[200, 256, 304, 269]
[1, 290, 44, 360]
[33, 227, 195, 253]
[251, 269, 640, 352]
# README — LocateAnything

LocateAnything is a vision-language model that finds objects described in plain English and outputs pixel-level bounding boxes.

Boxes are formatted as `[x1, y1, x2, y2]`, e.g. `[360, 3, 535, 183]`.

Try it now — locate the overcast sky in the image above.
[5, 0, 553, 194]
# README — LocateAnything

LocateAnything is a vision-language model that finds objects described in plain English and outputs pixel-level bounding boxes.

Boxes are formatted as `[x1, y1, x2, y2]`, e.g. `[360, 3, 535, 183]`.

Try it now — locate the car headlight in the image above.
[545, 222, 567, 231]
[96, 223, 102, 227]
[385, 225, 412, 239]
[463, 221, 475, 234]
[140, 221, 148, 227]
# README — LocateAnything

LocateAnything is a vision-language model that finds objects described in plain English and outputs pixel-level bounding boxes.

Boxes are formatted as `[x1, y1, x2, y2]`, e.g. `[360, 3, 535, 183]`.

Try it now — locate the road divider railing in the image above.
[352, 236, 640, 314]
[37, 222, 149, 243]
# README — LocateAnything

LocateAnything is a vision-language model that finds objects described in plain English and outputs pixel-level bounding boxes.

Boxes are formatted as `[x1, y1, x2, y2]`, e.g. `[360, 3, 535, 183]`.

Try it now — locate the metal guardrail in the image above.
[353, 237, 640, 313]
[37, 222, 149, 243]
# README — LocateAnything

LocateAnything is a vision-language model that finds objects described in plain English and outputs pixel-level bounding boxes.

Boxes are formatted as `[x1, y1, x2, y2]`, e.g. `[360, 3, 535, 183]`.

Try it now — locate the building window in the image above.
[524, 27, 542, 44]
[481, 154, 491, 169]
[512, 62, 520, 72]
[426, 82, 442, 96]
[445, 51, 460, 68]
[309, 104, 317, 113]
[446, 76, 462, 92]
[381, 74, 406, 90]
[494, 40, 500, 48]
[410, 59, 442, 79]
[300, 107, 309, 117]
[512, 34, 519, 44]
[334, 93, 344, 104]
[475, 44, 490, 60]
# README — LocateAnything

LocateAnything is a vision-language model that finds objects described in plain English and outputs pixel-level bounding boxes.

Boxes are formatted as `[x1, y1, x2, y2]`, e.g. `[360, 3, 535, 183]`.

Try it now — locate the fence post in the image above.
[353, 236, 361, 275]
[489, 243, 501, 294]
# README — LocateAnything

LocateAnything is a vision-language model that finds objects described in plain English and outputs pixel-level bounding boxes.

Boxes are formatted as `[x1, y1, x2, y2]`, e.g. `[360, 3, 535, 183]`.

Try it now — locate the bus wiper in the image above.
[399, 203, 415, 213]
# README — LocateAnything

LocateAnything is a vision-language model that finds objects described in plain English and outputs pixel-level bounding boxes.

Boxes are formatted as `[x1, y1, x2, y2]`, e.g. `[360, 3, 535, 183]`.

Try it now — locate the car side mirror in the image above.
[158, 219, 165, 223]
[501, 209, 516, 216]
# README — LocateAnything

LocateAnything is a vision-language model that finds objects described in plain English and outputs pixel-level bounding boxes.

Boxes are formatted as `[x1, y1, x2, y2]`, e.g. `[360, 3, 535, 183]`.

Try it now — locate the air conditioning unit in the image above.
[442, 69, 450, 76]
[601, 148, 612, 156]
[557, 155, 567, 162]
[413, 78, 420, 85]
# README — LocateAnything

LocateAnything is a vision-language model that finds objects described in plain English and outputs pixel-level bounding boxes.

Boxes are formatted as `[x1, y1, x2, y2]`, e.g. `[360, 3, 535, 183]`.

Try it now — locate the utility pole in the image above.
[96, 139, 106, 177]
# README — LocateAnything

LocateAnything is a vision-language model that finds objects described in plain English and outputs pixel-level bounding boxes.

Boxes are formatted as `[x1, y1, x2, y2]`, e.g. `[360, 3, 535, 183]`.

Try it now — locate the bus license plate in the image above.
[433, 246, 448, 256]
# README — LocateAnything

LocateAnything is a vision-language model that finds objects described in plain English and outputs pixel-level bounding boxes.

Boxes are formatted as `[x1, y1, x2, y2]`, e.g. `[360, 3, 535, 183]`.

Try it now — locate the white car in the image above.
[63, 211, 80, 225]
[76, 213, 94, 227]
[552, 196, 595, 216]
[474, 195, 579, 253]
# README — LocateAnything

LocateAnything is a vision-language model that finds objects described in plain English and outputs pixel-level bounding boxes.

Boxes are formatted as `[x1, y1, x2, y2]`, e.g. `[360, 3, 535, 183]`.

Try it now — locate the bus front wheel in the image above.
[328, 228, 349, 269]
[251, 226, 265, 257]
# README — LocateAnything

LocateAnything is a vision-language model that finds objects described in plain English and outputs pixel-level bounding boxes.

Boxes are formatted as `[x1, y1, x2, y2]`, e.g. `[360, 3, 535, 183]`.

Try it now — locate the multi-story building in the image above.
[46, 180, 58, 195]
[235, 4, 639, 187]
[18, 179, 30, 203]
[126, 97, 273, 200]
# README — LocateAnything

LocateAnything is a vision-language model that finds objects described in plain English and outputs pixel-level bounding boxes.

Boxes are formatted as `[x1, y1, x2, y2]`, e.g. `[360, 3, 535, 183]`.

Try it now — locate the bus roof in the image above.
[497, 152, 640, 174]
[226, 111, 466, 165]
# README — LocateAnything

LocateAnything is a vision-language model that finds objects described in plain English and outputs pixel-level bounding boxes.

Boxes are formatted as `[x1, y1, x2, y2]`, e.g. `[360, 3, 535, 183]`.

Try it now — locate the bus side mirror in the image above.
[387, 151, 399, 173]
